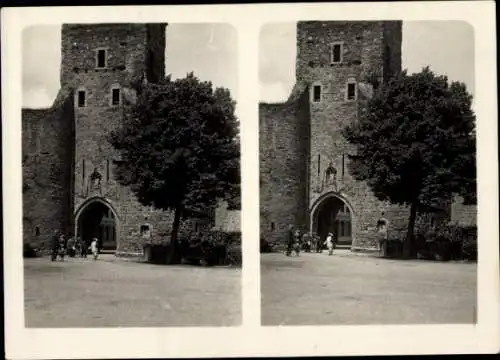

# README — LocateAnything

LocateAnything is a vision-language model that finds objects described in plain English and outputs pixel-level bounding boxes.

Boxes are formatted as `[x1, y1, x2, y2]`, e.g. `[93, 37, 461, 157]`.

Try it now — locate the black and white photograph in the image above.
[259, 20, 479, 326]
[21, 22, 242, 327]
[2, 2, 498, 359]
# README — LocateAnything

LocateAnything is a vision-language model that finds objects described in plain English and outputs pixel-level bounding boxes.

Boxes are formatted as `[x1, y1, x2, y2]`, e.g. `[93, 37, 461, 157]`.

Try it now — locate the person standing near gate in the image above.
[79, 237, 87, 258]
[377, 212, 389, 256]
[50, 230, 60, 261]
[286, 225, 294, 256]
[292, 229, 301, 256]
[57, 233, 66, 261]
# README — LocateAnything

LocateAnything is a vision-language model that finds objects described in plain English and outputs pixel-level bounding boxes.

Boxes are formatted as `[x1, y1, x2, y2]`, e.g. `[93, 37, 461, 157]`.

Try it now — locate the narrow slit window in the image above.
[77, 90, 86, 107]
[111, 88, 121, 106]
[313, 85, 321, 102]
[342, 153, 345, 177]
[271, 222, 275, 231]
[82, 159, 85, 182]
[331, 43, 342, 64]
[35, 226, 40, 236]
[317, 154, 321, 176]
[96, 49, 107, 68]
[106, 160, 110, 181]
[347, 82, 357, 101]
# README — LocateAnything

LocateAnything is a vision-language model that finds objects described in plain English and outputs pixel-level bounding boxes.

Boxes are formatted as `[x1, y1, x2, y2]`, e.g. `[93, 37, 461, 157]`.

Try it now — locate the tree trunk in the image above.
[403, 201, 418, 259]
[165, 204, 183, 265]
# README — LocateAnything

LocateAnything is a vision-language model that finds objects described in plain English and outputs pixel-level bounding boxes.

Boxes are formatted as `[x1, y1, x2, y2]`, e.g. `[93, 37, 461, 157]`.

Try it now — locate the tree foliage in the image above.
[109, 73, 240, 263]
[343, 67, 476, 257]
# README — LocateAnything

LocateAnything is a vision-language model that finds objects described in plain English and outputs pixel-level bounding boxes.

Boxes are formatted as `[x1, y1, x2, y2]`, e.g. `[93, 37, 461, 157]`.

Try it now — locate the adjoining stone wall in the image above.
[215, 201, 241, 232]
[22, 91, 75, 249]
[259, 89, 310, 247]
[451, 195, 477, 227]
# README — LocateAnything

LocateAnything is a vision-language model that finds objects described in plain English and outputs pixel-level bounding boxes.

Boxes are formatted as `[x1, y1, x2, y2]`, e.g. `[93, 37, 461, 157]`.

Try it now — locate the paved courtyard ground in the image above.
[261, 251, 477, 325]
[24, 255, 241, 327]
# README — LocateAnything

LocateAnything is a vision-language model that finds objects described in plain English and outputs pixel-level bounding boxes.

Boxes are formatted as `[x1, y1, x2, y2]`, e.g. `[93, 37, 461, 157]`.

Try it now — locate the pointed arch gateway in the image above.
[310, 192, 355, 247]
[74, 197, 119, 252]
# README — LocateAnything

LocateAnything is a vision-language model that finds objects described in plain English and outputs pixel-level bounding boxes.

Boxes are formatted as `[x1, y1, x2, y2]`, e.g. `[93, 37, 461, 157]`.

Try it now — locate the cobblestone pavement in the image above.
[261, 251, 476, 325]
[24, 255, 241, 327]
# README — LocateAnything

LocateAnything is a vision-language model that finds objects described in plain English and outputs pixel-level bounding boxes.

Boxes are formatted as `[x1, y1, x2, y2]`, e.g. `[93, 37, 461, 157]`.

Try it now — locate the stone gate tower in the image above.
[260, 21, 410, 251]
[62, 24, 173, 253]
[23, 24, 212, 255]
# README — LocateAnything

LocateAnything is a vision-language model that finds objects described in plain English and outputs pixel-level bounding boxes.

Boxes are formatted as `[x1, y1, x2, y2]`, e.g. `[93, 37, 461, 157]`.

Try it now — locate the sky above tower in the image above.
[22, 23, 238, 110]
[259, 21, 475, 105]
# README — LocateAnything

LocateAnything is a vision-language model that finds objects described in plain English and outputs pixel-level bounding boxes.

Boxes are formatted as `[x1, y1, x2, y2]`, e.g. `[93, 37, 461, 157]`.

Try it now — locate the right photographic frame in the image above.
[259, 21, 477, 326]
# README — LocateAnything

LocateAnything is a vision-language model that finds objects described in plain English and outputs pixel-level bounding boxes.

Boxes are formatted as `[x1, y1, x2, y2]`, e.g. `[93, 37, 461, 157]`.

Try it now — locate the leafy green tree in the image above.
[109, 73, 240, 264]
[343, 67, 476, 258]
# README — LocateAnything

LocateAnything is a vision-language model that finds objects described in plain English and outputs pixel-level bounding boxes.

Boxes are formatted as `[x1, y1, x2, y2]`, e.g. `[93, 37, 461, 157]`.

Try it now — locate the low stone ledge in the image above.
[350, 247, 380, 254]
[114, 251, 144, 258]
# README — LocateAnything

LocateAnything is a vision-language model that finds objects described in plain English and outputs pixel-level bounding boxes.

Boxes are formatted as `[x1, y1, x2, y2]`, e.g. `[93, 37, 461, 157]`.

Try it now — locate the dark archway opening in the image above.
[312, 196, 352, 247]
[77, 201, 116, 251]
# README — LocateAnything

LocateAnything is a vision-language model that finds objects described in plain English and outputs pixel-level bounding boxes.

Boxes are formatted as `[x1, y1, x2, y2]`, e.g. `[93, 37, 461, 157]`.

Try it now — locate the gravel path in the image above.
[261, 251, 476, 325]
[24, 255, 241, 327]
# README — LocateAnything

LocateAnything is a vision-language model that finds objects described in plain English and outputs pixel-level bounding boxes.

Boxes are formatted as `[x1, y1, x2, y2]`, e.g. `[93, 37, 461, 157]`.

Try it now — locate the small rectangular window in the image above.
[271, 222, 275, 231]
[35, 226, 40, 236]
[111, 88, 120, 106]
[96, 49, 107, 68]
[331, 43, 342, 64]
[313, 85, 321, 102]
[77, 91, 86, 107]
[347, 83, 357, 100]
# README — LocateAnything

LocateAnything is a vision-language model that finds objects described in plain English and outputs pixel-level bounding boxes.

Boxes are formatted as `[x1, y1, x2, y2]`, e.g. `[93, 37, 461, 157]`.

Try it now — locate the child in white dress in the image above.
[324, 233, 334, 256]
[90, 238, 99, 260]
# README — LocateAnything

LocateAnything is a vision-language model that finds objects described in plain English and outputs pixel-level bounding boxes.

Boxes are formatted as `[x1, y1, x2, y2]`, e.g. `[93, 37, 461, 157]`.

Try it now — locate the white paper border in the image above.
[2, 2, 498, 358]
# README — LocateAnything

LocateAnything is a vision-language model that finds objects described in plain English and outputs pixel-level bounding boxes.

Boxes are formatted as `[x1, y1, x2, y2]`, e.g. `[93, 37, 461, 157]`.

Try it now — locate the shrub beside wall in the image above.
[384, 224, 477, 261]
[144, 230, 242, 266]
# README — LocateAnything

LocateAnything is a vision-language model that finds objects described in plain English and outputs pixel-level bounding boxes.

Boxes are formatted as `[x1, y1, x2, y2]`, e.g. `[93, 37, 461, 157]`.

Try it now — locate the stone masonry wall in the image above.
[259, 89, 310, 247]
[383, 21, 403, 82]
[22, 90, 75, 249]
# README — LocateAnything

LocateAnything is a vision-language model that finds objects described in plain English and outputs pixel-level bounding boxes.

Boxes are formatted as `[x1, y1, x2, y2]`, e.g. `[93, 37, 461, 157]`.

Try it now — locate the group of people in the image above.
[286, 226, 338, 257]
[50, 230, 99, 261]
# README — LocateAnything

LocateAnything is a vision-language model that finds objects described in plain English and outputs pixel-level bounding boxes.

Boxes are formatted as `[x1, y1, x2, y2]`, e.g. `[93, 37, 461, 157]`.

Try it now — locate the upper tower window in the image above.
[95, 48, 108, 69]
[330, 42, 343, 64]
[346, 81, 357, 101]
[312, 84, 322, 103]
